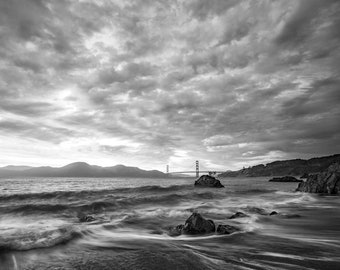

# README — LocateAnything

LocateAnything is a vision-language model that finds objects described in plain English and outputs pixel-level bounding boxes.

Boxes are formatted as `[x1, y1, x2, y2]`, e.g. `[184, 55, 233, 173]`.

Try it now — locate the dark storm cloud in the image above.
[0, 120, 34, 133]
[275, 0, 338, 46]
[278, 77, 340, 119]
[0, 119, 76, 143]
[0, 100, 58, 117]
[13, 58, 44, 73]
[185, 0, 239, 20]
[87, 62, 157, 90]
[0, 0, 339, 169]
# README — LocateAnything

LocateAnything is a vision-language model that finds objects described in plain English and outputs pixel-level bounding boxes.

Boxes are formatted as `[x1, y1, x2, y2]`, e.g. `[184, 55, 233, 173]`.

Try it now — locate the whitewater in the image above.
[0, 177, 339, 270]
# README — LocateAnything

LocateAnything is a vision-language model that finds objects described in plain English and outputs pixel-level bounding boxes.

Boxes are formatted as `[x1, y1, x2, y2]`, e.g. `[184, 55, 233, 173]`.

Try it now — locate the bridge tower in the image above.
[196, 160, 199, 178]
[166, 165, 169, 174]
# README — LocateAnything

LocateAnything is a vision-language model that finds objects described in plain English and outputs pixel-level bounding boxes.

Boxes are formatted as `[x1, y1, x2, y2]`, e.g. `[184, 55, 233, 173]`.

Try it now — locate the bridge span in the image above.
[166, 160, 226, 177]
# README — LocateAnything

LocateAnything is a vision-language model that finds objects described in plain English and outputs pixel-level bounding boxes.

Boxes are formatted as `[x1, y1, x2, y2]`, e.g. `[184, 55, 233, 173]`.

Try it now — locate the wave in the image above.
[273, 193, 317, 206]
[0, 184, 193, 202]
[233, 189, 277, 194]
[3, 190, 225, 215]
[6, 203, 70, 213]
[0, 226, 82, 251]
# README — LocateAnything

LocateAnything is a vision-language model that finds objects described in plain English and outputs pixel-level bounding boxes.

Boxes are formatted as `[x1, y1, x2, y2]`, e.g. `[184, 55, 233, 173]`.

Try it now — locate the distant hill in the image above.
[0, 162, 167, 178]
[2, 165, 33, 171]
[219, 154, 340, 177]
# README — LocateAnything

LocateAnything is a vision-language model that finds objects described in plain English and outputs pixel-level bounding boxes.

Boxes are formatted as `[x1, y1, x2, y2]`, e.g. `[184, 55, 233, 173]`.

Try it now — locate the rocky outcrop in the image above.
[269, 176, 302, 182]
[194, 175, 224, 188]
[296, 163, 340, 194]
[219, 154, 340, 177]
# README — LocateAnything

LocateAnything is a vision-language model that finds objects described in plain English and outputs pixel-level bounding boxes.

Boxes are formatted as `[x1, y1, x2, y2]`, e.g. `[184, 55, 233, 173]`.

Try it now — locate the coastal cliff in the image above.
[219, 154, 340, 177]
[296, 163, 340, 194]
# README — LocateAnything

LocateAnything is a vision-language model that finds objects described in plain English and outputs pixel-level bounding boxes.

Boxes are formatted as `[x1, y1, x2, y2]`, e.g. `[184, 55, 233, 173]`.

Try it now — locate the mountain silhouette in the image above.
[0, 162, 167, 178]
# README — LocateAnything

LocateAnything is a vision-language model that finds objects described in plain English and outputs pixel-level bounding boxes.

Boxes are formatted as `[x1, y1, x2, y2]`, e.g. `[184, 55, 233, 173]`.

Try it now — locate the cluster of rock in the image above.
[296, 163, 340, 194]
[269, 176, 302, 182]
[194, 175, 224, 188]
[169, 212, 238, 236]
[168, 210, 281, 237]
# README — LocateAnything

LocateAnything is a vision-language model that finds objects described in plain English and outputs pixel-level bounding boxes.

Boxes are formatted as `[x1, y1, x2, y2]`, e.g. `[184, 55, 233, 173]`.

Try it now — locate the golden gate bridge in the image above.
[166, 160, 225, 177]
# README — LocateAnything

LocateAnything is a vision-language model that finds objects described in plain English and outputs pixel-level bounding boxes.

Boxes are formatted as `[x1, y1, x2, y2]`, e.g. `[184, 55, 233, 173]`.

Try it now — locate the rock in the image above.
[78, 213, 96, 222]
[168, 212, 242, 236]
[169, 213, 215, 236]
[300, 173, 309, 179]
[194, 175, 224, 188]
[269, 176, 302, 182]
[296, 163, 340, 194]
[269, 211, 278, 216]
[229, 212, 248, 219]
[216, 224, 239, 235]
[183, 212, 215, 234]
[168, 224, 184, 236]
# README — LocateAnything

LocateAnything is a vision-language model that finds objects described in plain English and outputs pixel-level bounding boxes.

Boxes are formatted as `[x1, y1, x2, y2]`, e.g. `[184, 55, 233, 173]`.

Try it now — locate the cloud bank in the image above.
[0, 0, 339, 171]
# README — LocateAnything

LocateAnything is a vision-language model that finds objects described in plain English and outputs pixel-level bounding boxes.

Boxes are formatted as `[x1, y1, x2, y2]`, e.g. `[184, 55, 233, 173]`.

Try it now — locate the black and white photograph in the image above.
[0, 0, 340, 269]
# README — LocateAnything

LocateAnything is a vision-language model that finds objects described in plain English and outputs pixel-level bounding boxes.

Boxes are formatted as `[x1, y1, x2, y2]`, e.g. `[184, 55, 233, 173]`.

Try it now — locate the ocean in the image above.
[0, 177, 339, 270]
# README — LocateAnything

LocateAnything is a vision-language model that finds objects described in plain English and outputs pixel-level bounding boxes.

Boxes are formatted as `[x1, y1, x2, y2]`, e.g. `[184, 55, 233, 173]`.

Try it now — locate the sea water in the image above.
[0, 177, 339, 270]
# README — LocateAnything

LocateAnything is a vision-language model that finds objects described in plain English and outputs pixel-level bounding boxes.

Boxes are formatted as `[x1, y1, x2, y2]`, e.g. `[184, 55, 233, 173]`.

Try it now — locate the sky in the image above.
[0, 0, 339, 172]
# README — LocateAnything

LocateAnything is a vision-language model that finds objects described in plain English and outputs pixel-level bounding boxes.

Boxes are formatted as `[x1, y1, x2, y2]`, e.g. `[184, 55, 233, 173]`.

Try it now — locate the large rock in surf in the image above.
[168, 213, 242, 236]
[269, 176, 302, 182]
[296, 163, 340, 194]
[183, 212, 215, 234]
[169, 212, 215, 236]
[194, 175, 224, 188]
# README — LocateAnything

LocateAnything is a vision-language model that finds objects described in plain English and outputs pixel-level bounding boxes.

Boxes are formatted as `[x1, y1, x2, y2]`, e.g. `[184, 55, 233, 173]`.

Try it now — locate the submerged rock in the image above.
[246, 207, 267, 215]
[78, 213, 96, 222]
[229, 212, 248, 219]
[194, 175, 224, 188]
[216, 224, 239, 234]
[296, 163, 340, 194]
[269, 176, 302, 182]
[168, 224, 184, 236]
[245, 207, 279, 216]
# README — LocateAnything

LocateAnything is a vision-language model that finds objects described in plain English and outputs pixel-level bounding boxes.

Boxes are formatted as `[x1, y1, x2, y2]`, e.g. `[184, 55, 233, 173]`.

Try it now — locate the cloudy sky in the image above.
[0, 0, 339, 171]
